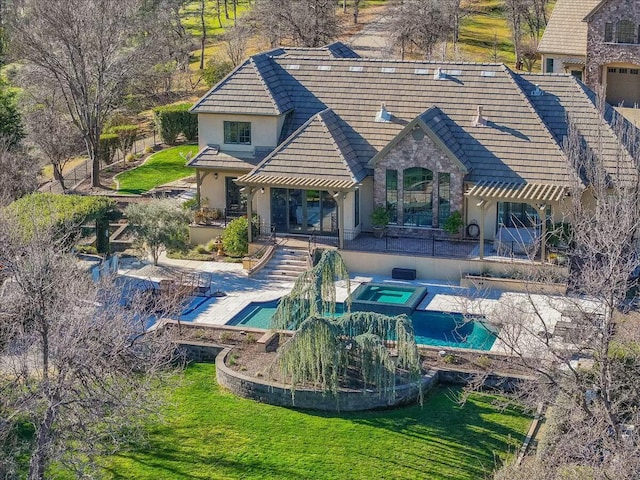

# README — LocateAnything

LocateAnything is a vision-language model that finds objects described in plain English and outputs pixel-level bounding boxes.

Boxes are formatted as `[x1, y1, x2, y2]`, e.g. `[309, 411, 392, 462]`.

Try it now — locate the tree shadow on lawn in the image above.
[104, 426, 306, 480]
[297, 386, 529, 475]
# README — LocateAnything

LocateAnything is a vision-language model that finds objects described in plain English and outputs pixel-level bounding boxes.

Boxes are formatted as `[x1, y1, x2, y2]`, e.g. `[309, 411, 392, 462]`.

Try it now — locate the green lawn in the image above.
[104, 363, 530, 480]
[115, 145, 198, 195]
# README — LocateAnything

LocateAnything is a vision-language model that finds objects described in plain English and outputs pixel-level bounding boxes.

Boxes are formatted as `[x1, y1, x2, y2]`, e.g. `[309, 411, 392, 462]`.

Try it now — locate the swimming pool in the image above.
[349, 283, 429, 315]
[227, 300, 497, 350]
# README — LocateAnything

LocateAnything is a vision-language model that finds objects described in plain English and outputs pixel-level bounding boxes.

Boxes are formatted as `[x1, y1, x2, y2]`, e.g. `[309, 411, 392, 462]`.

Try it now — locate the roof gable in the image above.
[191, 54, 292, 115]
[538, 0, 600, 56]
[368, 107, 470, 174]
[237, 108, 365, 189]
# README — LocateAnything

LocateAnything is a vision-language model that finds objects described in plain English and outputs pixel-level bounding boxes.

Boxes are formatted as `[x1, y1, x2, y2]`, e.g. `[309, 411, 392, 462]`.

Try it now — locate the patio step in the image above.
[254, 246, 309, 281]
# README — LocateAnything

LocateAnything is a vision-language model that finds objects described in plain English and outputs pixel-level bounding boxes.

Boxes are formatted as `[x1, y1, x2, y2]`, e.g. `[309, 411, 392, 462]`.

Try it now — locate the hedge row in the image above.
[153, 103, 197, 145]
[99, 124, 139, 165]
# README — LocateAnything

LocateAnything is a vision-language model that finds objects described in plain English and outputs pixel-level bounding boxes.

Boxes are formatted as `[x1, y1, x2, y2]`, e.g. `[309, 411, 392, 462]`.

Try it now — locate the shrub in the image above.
[244, 333, 257, 345]
[442, 210, 463, 236]
[475, 355, 492, 370]
[222, 216, 249, 258]
[202, 60, 234, 87]
[195, 244, 208, 254]
[153, 103, 196, 145]
[219, 331, 233, 343]
[144, 145, 154, 154]
[99, 133, 119, 165]
[125, 153, 136, 163]
[182, 198, 198, 211]
[108, 124, 138, 156]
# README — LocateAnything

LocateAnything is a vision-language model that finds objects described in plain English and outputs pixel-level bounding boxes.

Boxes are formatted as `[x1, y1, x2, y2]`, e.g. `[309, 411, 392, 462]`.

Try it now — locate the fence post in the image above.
[432, 236, 435, 256]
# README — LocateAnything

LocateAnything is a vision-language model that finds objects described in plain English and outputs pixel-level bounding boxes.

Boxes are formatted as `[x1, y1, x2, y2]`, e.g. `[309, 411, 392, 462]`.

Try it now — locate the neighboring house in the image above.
[539, 0, 640, 107]
[189, 42, 635, 262]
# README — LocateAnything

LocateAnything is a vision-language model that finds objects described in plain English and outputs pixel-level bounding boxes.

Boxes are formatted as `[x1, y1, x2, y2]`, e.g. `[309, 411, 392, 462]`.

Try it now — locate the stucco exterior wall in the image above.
[540, 53, 586, 74]
[197, 113, 282, 152]
[339, 250, 540, 283]
[373, 127, 465, 230]
[586, 0, 640, 87]
[200, 170, 250, 209]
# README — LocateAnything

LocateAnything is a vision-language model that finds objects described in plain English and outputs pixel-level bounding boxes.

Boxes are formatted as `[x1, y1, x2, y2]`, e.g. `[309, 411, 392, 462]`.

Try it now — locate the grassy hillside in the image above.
[459, 0, 515, 65]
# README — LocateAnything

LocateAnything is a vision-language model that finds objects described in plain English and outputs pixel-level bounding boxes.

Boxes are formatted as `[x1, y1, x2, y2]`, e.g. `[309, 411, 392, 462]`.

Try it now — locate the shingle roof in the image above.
[538, 0, 600, 56]
[279, 41, 360, 59]
[238, 108, 365, 189]
[187, 146, 269, 171]
[517, 73, 638, 181]
[195, 51, 636, 186]
[191, 53, 293, 115]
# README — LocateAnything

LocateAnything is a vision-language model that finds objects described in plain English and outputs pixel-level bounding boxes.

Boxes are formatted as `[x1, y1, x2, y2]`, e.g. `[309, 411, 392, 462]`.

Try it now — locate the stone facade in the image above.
[585, 0, 640, 88]
[216, 348, 438, 411]
[373, 126, 465, 233]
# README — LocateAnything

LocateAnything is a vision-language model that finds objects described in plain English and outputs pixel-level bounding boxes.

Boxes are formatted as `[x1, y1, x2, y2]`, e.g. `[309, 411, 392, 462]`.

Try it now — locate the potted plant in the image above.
[442, 210, 464, 239]
[371, 205, 391, 238]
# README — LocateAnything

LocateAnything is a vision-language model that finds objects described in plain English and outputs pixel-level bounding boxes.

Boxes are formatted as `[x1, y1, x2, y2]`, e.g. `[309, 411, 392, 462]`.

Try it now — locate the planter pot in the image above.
[373, 226, 385, 239]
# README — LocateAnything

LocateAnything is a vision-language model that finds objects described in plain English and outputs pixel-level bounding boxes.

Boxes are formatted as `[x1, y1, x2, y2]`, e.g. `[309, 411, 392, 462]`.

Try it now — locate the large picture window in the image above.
[224, 121, 251, 145]
[403, 167, 433, 227]
[386, 169, 398, 224]
[438, 173, 451, 225]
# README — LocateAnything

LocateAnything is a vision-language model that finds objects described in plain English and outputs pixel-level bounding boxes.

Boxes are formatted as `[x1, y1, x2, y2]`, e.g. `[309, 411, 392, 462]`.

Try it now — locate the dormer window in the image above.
[224, 121, 251, 145]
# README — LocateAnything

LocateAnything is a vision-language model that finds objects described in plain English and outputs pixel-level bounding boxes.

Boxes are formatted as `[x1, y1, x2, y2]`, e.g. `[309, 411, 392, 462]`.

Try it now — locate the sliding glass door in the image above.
[270, 188, 337, 235]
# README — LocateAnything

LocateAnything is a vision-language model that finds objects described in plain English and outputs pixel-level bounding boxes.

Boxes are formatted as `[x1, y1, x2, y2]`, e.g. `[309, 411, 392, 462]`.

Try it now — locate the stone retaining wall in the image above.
[215, 348, 438, 411]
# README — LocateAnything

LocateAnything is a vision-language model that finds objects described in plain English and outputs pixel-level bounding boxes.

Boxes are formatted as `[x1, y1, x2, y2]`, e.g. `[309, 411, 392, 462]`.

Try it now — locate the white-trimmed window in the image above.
[224, 121, 251, 145]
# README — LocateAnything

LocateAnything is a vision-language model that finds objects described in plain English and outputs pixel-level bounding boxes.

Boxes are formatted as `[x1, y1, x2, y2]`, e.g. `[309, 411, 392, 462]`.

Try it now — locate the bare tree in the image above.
[388, 0, 458, 60]
[0, 137, 38, 206]
[224, 22, 250, 67]
[7, 0, 179, 188]
[353, 0, 361, 24]
[251, 0, 338, 47]
[199, 0, 208, 70]
[461, 100, 640, 477]
[0, 217, 180, 479]
[21, 86, 84, 191]
[504, 0, 550, 69]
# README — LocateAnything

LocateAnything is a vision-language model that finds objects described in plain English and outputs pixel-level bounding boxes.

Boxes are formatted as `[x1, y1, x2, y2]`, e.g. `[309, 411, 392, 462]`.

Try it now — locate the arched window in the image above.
[403, 167, 433, 227]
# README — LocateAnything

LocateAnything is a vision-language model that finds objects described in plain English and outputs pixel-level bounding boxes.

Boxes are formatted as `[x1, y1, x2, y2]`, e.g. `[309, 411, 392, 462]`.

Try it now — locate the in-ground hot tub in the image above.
[349, 283, 429, 315]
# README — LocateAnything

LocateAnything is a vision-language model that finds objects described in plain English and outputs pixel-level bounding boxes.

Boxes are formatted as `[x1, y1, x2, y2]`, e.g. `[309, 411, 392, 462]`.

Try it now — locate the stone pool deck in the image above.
[118, 253, 603, 358]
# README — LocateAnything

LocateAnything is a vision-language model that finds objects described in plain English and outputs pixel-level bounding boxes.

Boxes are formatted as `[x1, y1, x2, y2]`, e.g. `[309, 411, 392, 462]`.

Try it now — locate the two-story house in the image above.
[189, 42, 636, 267]
[539, 0, 640, 106]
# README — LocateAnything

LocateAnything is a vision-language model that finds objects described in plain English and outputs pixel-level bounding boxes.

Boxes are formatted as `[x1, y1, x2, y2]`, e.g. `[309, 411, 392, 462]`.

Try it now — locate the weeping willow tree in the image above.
[271, 249, 350, 330]
[277, 312, 422, 402]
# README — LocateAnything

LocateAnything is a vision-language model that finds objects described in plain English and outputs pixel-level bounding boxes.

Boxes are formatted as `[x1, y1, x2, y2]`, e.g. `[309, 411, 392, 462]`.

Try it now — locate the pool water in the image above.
[228, 300, 497, 350]
[358, 286, 414, 304]
[350, 283, 429, 315]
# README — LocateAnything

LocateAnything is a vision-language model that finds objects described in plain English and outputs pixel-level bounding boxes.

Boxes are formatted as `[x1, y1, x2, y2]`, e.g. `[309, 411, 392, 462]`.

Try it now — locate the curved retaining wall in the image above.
[215, 348, 438, 412]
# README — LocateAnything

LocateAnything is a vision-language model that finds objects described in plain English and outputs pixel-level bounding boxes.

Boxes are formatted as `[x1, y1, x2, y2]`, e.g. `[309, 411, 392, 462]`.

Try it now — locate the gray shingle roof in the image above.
[517, 73, 638, 180]
[238, 108, 365, 189]
[195, 51, 636, 186]
[187, 146, 269, 171]
[191, 53, 293, 115]
[278, 41, 360, 59]
[538, 0, 600, 56]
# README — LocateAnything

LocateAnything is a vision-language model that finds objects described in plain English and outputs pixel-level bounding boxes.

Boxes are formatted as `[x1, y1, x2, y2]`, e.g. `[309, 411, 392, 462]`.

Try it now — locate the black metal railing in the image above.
[340, 230, 541, 260]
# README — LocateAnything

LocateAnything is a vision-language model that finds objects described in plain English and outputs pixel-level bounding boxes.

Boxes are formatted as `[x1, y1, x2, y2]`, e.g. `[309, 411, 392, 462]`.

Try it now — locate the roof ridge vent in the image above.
[530, 84, 544, 97]
[434, 67, 445, 80]
[473, 105, 487, 127]
[375, 103, 392, 123]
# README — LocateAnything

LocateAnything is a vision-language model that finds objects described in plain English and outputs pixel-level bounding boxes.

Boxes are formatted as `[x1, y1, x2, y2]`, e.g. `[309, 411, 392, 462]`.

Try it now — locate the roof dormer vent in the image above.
[530, 84, 544, 97]
[473, 105, 487, 127]
[434, 67, 445, 80]
[375, 103, 392, 123]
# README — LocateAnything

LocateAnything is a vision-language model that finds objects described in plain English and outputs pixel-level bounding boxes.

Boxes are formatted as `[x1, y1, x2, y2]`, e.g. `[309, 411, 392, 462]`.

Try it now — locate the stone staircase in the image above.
[253, 245, 309, 282]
